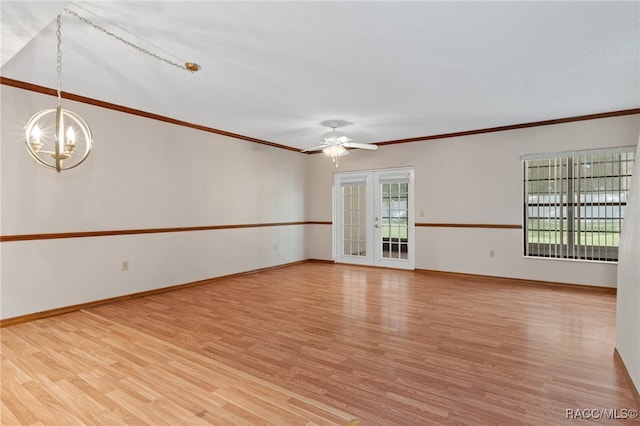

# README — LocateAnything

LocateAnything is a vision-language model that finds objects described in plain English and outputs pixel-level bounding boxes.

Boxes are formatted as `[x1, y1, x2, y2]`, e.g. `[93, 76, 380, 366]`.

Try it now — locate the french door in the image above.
[334, 168, 415, 269]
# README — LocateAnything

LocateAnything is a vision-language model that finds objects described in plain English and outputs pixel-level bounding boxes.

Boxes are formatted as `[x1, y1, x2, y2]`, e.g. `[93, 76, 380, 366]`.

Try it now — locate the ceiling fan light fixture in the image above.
[323, 143, 349, 167]
[323, 144, 349, 157]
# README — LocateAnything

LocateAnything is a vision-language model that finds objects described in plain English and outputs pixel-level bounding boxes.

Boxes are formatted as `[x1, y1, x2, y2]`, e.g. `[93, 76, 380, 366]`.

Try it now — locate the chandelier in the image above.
[24, 9, 201, 172]
[24, 13, 93, 172]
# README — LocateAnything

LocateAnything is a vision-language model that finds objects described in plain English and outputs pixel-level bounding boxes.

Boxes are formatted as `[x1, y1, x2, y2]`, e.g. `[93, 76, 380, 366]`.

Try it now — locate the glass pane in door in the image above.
[342, 184, 367, 256]
[380, 182, 409, 260]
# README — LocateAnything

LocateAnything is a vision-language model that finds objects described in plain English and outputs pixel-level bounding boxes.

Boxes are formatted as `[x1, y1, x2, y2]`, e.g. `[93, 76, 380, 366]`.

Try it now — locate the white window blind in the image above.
[522, 146, 635, 261]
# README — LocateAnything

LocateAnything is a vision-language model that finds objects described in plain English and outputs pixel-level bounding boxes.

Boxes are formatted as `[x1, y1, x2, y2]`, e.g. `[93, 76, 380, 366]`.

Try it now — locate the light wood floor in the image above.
[3, 261, 639, 425]
[1, 309, 358, 425]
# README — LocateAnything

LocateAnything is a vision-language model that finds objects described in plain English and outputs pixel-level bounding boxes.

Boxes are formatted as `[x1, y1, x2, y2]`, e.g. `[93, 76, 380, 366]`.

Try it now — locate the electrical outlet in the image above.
[122, 261, 129, 271]
[489, 249, 496, 258]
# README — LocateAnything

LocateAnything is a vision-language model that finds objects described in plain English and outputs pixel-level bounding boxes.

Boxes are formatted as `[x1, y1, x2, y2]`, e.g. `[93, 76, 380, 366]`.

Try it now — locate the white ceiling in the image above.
[2, 1, 639, 151]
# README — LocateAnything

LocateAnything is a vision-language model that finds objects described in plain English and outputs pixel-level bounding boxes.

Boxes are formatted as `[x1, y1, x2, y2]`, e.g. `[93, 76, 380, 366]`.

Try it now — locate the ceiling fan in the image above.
[303, 120, 378, 166]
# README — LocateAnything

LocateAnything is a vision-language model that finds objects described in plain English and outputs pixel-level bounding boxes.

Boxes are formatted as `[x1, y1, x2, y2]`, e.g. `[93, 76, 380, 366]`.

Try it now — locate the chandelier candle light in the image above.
[25, 13, 93, 172]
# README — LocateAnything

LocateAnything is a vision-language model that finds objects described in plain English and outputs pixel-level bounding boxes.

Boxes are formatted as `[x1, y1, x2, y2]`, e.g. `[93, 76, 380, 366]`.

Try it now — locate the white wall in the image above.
[306, 114, 640, 287]
[2, 83, 639, 320]
[616, 141, 640, 393]
[1, 86, 307, 319]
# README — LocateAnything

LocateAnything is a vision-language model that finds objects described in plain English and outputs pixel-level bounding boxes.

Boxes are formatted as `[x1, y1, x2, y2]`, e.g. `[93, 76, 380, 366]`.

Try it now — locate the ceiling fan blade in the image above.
[302, 144, 329, 152]
[343, 142, 379, 150]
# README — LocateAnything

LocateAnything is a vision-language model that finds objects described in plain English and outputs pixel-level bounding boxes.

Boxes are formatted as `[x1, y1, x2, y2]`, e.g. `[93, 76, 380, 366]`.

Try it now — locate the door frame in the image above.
[332, 167, 415, 269]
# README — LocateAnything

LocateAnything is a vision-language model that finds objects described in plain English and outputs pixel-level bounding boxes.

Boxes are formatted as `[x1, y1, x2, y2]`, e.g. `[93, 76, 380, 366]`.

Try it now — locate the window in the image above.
[523, 147, 635, 261]
[341, 183, 367, 257]
[381, 182, 409, 259]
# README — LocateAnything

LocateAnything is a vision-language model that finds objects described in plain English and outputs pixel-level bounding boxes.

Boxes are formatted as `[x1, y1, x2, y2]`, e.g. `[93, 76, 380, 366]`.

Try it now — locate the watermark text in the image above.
[565, 408, 638, 420]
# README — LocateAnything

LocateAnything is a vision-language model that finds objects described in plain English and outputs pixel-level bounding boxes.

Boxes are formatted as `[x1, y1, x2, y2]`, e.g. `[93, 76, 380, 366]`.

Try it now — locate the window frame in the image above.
[522, 146, 635, 262]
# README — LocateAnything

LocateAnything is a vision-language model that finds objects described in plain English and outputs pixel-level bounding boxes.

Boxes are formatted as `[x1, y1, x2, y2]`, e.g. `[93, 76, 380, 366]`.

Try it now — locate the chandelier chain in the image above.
[56, 13, 63, 105]
[64, 8, 191, 72]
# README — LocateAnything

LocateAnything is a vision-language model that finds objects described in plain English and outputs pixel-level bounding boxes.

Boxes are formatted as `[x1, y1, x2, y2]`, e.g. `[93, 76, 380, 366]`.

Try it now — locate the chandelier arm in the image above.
[55, 106, 62, 171]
